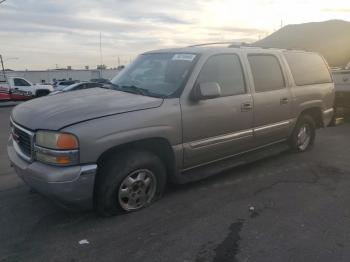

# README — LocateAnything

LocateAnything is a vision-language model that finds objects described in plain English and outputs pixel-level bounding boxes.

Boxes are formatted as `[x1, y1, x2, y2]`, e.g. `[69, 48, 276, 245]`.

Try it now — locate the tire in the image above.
[289, 114, 316, 152]
[94, 150, 167, 216]
[35, 90, 50, 97]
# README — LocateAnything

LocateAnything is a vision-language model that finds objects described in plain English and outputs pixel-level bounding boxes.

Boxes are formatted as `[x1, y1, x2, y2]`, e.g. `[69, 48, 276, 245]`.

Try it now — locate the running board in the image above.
[176, 142, 290, 184]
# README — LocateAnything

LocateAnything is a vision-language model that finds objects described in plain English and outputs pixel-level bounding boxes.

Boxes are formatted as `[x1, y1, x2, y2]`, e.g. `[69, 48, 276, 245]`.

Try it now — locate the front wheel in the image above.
[95, 150, 167, 216]
[289, 115, 316, 152]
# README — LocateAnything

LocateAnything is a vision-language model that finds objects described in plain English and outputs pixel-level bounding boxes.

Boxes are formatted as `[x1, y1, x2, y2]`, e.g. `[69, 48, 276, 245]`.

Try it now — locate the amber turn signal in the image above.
[56, 134, 79, 150]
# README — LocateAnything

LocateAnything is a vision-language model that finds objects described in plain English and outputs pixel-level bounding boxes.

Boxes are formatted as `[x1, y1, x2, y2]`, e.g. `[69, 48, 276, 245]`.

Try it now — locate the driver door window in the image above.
[14, 78, 31, 87]
[196, 54, 246, 96]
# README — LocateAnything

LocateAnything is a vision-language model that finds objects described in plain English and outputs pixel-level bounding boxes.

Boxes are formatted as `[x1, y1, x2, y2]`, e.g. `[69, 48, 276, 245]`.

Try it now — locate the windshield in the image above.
[110, 53, 197, 97]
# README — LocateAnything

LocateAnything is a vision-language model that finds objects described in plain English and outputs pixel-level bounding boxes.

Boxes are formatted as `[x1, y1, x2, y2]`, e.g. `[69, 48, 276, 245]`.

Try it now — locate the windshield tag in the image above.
[172, 54, 196, 61]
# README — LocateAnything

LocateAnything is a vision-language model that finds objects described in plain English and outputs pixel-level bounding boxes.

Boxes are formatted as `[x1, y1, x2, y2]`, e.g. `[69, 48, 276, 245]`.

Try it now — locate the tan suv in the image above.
[8, 44, 335, 216]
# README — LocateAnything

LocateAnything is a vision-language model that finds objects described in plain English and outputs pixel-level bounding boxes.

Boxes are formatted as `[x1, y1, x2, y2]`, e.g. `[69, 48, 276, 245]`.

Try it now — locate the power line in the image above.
[0, 0, 7, 5]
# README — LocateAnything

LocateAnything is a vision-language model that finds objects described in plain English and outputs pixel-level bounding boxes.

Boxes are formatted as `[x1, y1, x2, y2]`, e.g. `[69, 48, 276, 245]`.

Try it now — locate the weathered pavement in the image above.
[1, 106, 350, 262]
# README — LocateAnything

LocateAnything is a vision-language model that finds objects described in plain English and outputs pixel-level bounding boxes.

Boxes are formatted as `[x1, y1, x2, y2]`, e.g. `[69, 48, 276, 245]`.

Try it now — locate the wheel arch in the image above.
[96, 137, 177, 181]
[298, 107, 323, 128]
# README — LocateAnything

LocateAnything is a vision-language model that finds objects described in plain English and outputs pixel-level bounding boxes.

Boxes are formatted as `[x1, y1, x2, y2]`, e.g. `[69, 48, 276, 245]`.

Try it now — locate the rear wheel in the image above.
[95, 150, 167, 216]
[289, 115, 316, 152]
[35, 90, 50, 97]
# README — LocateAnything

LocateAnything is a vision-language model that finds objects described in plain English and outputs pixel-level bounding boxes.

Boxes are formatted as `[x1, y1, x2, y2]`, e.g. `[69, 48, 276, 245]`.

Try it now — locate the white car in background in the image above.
[53, 80, 77, 90]
[0, 77, 53, 101]
[49, 81, 104, 95]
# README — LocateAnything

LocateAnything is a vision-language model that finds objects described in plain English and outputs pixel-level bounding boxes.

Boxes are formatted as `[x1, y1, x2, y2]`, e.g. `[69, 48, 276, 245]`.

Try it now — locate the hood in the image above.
[12, 88, 163, 130]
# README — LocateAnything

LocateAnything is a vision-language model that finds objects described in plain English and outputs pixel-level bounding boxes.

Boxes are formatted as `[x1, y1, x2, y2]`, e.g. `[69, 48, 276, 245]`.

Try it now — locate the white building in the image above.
[5, 69, 120, 84]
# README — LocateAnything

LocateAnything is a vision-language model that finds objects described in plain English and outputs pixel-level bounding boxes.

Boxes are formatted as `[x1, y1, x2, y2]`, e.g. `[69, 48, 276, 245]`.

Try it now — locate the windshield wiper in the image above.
[121, 85, 153, 96]
[109, 83, 163, 98]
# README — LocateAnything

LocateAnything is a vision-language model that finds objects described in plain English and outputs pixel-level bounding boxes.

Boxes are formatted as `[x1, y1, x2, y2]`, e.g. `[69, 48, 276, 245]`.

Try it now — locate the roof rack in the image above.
[187, 42, 307, 52]
[229, 42, 255, 48]
[187, 42, 239, 48]
[187, 41, 262, 48]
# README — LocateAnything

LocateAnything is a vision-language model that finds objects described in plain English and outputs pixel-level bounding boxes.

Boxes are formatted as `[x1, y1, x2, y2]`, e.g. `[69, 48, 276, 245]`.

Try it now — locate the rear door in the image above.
[181, 53, 254, 168]
[246, 53, 292, 146]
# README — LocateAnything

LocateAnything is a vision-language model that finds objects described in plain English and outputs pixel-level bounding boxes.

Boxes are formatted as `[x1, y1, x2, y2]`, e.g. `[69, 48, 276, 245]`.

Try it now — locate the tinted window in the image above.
[197, 54, 245, 96]
[248, 55, 285, 92]
[14, 78, 31, 86]
[284, 52, 332, 86]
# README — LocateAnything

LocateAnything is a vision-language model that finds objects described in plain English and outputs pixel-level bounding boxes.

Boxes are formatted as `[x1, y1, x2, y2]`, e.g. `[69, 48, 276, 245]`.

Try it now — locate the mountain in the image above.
[256, 20, 350, 67]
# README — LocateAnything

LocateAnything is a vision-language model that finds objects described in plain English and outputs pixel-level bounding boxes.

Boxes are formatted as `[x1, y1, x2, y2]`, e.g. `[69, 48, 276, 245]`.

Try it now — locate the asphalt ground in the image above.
[1, 106, 350, 262]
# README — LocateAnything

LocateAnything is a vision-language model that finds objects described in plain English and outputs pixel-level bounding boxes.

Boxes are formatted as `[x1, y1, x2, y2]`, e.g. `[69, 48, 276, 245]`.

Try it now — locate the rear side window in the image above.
[197, 54, 246, 96]
[248, 55, 285, 92]
[284, 52, 332, 86]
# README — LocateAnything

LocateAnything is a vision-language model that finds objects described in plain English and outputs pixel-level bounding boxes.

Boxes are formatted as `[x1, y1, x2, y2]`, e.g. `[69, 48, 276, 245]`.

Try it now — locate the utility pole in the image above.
[99, 32, 103, 78]
[0, 55, 7, 82]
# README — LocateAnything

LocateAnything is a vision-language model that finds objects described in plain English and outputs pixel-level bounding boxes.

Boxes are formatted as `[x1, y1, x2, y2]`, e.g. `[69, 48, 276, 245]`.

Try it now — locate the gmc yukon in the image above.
[7, 45, 335, 216]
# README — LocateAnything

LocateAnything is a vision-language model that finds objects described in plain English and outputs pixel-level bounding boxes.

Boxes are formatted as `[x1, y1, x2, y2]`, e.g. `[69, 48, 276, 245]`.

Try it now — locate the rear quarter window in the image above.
[284, 52, 332, 86]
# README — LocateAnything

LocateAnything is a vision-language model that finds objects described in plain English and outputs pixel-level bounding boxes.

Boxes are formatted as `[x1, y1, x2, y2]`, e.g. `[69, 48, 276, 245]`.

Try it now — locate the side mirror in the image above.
[192, 82, 221, 101]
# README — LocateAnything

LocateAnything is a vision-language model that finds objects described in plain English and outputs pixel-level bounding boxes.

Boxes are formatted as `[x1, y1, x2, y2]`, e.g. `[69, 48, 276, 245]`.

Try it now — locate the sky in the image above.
[0, 0, 349, 70]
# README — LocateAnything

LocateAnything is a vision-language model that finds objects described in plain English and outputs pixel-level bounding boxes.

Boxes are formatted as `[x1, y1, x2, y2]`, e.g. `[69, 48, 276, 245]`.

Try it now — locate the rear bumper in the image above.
[7, 138, 96, 209]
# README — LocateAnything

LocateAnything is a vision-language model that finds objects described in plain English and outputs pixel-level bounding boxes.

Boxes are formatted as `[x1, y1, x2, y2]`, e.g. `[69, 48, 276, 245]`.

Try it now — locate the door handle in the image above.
[280, 97, 289, 105]
[241, 102, 253, 112]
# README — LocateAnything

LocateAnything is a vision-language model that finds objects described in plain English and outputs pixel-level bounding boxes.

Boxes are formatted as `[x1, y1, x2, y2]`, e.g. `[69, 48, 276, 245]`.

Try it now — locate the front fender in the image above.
[62, 99, 182, 164]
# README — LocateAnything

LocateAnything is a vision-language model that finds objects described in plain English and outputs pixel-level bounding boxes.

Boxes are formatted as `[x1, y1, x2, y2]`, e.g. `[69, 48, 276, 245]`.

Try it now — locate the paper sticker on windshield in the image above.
[172, 54, 196, 62]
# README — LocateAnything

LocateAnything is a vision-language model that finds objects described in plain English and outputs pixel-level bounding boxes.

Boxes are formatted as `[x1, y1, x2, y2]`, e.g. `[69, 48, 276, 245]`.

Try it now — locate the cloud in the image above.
[0, 0, 265, 69]
[322, 8, 350, 13]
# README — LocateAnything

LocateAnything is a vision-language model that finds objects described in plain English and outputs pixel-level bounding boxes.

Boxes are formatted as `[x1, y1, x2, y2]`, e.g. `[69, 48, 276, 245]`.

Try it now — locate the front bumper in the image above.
[7, 138, 97, 209]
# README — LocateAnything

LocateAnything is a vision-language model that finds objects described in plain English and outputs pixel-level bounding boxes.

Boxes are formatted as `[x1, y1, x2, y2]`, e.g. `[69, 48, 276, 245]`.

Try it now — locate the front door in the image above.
[247, 54, 292, 146]
[181, 53, 254, 168]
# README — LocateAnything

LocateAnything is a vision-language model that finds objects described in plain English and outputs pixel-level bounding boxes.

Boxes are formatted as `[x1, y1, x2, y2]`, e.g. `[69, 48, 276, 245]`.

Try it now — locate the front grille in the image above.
[11, 120, 34, 160]
[14, 126, 32, 156]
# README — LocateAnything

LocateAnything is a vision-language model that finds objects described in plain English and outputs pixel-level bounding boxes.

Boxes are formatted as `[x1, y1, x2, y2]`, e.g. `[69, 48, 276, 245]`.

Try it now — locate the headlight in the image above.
[36, 131, 78, 150]
[35, 131, 79, 166]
